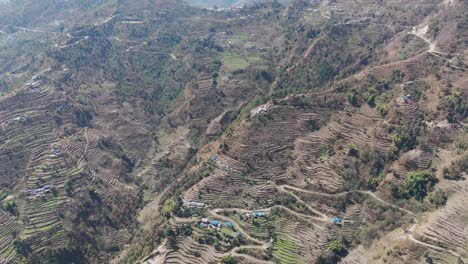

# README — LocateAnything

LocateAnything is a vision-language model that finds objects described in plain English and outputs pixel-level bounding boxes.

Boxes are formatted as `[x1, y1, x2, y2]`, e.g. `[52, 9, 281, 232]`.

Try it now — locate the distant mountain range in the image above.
[184, 0, 289, 8]
[184, 0, 238, 8]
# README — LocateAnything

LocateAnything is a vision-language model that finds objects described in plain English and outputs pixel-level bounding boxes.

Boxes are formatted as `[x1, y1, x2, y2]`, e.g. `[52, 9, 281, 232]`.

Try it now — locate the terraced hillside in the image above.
[0, 0, 466, 263]
[149, 0, 468, 263]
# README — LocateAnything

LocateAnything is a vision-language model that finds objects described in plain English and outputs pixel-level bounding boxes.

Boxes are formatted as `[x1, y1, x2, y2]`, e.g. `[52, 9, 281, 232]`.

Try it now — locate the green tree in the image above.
[3, 201, 17, 216]
[164, 227, 178, 249]
[162, 198, 177, 219]
[13, 239, 30, 256]
[327, 240, 347, 256]
[74, 108, 93, 127]
[220, 255, 237, 264]
[405, 171, 436, 201]
[392, 127, 418, 153]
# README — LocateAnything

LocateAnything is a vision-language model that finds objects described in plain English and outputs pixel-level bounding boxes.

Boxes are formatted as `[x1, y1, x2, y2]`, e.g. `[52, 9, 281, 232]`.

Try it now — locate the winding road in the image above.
[208, 182, 466, 263]
[409, 24, 463, 70]
[280, 184, 468, 262]
[140, 180, 465, 263]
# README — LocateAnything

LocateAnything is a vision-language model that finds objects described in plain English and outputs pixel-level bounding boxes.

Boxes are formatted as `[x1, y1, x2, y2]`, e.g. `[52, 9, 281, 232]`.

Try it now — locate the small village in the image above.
[198, 218, 232, 230]
[250, 102, 271, 117]
[209, 155, 236, 172]
[1, 115, 28, 129]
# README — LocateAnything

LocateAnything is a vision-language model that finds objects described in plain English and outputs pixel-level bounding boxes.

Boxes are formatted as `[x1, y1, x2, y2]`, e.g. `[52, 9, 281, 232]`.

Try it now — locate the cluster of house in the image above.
[182, 199, 206, 209]
[214, 32, 227, 42]
[25, 75, 41, 89]
[214, 29, 265, 51]
[26, 80, 41, 90]
[2, 115, 28, 129]
[345, 16, 370, 25]
[213, 31, 235, 48]
[309, 4, 344, 19]
[250, 103, 271, 117]
[50, 148, 62, 158]
[245, 211, 269, 219]
[199, 218, 234, 231]
[29, 185, 53, 196]
[327, 4, 345, 16]
[222, 74, 238, 85]
[210, 156, 235, 172]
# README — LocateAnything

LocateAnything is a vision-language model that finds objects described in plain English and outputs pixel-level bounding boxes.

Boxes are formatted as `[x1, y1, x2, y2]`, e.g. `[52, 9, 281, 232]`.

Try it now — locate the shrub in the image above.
[404, 171, 436, 201]
[3, 201, 18, 216]
[30, 247, 86, 264]
[162, 198, 177, 218]
[443, 153, 467, 180]
[392, 127, 418, 153]
[274, 193, 296, 206]
[376, 103, 388, 116]
[305, 119, 320, 131]
[347, 91, 360, 107]
[327, 240, 347, 256]
[163, 227, 178, 247]
[367, 173, 384, 191]
[443, 89, 467, 123]
[211, 60, 222, 72]
[425, 190, 447, 208]
[74, 108, 93, 127]
[347, 144, 359, 157]
[318, 240, 348, 264]
[13, 239, 30, 256]
[317, 253, 338, 264]
[220, 255, 237, 264]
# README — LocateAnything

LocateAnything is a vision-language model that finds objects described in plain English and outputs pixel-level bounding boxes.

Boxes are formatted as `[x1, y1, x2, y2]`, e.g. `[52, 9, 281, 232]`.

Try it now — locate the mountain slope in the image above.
[0, 0, 466, 263]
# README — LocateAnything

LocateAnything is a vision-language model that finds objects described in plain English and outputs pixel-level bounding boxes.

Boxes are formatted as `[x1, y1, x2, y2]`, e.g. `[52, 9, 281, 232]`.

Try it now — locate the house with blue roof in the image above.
[211, 220, 220, 227]
[254, 211, 266, 218]
[332, 217, 341, 224]
[210, 155, 217, 161]
[225, 221, 233, 228]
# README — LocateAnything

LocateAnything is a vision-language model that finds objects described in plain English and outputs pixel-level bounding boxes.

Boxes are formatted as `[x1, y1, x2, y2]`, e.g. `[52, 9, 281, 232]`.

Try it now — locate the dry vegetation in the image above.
[0, 0, 466, 263]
